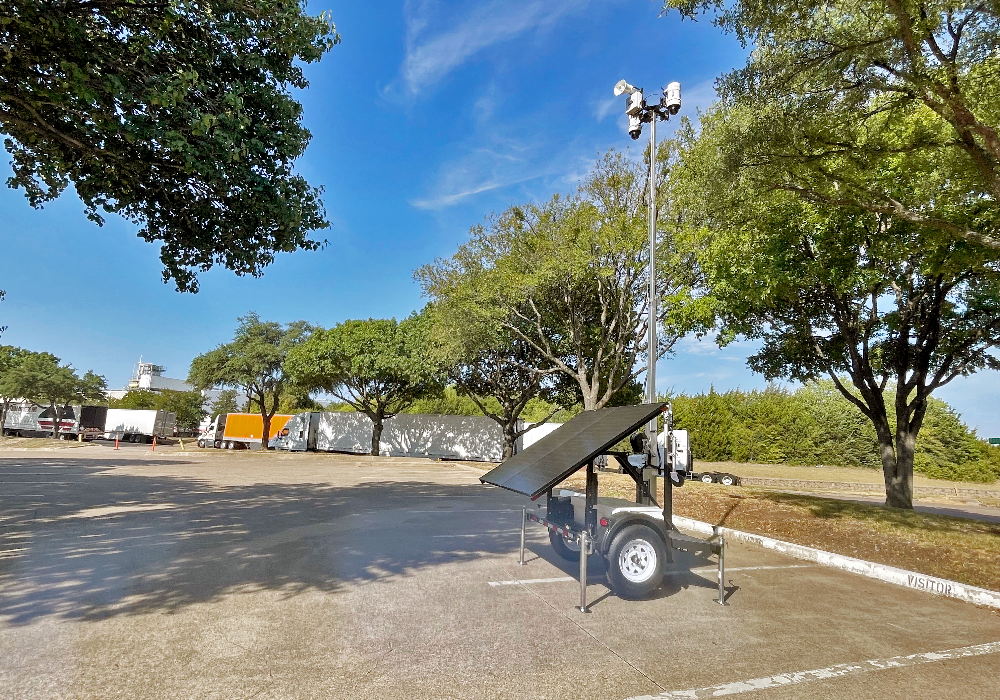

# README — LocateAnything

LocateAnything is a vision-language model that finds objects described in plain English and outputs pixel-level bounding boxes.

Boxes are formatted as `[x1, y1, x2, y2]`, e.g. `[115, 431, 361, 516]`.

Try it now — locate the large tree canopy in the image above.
[663, 0, 1000, 252]
[673, 113, 1000, 508]
[418, 151, 702, 411]
[1, 1, 339, 291]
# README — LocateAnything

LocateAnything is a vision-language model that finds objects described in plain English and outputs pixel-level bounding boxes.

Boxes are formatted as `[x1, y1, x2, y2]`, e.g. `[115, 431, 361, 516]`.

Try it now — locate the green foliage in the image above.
[1, 2, 339, 291]
[209, 389, 240, 418]
[662, 0, 1000, 253]
[672, 382, 1000, 482]
[0, 350, 106, 437]
[109, 389, 157, 410]
[285, 315, 441, 454]
[418, 150, 705, 411]
[403, 385, 483, 416]
[155, 390, 207, 430]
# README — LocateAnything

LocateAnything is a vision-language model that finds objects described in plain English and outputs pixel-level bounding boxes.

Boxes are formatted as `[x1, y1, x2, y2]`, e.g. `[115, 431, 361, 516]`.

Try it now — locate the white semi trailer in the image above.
[3, 404, 108, 440]
[269, 411, 508, 461]
[104, 409, 176, 443]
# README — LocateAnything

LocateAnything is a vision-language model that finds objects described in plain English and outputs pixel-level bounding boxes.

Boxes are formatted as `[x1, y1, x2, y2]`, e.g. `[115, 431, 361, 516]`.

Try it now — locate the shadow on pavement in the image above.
[0, 458, 515, 626]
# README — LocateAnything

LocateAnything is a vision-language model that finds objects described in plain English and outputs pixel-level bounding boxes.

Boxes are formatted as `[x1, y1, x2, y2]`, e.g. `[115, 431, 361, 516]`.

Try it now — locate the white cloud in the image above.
[409, 137, 595, 210]
[593, 96, 619, 122]
[399, 0, 592, 97]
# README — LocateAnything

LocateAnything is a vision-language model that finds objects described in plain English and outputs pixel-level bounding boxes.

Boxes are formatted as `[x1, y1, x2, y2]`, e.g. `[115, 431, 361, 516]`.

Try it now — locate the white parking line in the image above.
[432, 532, 518, 538]
[624, 641, 1000, 699]
[489, 576, 575, 586]
[407, 509, 519, 513]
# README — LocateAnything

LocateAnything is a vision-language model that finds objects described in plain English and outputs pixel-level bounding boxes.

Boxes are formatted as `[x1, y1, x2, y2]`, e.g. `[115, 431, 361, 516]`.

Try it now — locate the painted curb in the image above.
[673, 515, 1000, 610]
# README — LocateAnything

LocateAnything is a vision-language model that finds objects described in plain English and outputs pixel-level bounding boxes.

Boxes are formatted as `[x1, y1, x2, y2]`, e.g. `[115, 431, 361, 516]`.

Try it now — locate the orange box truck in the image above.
[199, 413, 292, 449]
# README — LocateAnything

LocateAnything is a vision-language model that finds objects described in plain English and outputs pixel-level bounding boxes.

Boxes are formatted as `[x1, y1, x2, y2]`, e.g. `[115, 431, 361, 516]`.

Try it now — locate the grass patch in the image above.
[563, 471, 1000, 591]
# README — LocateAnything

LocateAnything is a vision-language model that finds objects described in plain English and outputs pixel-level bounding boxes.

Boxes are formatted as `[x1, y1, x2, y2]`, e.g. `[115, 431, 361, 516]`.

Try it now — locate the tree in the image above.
[2, 2, 339, 291]
[663, 0, 1000, 253]
[285, 316, 441, 456]
[418, 151, 702, 411]
[425, 303, 561, 460]
[209, 389, 240, 418]
[188, 314, 310, 449]
[2, 352, 106, 438]
[0, 345, 29, 435]
[108, 389, 158, 410]
[674, 114, 1000, 507]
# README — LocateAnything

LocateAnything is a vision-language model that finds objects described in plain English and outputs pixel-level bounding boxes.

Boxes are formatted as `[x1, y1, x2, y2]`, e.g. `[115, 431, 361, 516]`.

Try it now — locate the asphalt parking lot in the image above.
[1, 451, 998, 700]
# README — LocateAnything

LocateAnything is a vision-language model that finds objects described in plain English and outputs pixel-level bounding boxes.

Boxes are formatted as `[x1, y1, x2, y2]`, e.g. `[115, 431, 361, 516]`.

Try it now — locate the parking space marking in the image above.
[407, 509, 520, 513]
[432, 532, 518, 538]
[489, 576, 575, 586]
[625, 641, 1000, 699]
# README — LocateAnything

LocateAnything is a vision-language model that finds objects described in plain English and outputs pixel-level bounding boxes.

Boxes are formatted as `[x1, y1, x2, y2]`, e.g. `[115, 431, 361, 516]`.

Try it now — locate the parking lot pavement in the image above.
[0, 453, 998, 700]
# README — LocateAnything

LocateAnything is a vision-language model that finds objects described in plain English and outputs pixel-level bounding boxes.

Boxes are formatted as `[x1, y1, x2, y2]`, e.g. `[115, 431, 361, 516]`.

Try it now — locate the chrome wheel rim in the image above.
[619, 539, 656, 583]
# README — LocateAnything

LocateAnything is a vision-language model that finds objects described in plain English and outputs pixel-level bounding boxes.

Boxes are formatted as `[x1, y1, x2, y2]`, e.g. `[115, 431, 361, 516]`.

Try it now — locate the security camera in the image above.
[628, 113, 642, 140]
[625, 90, 645, 117]
[662, 81, 681, 115]
[614, 79, 640, 97]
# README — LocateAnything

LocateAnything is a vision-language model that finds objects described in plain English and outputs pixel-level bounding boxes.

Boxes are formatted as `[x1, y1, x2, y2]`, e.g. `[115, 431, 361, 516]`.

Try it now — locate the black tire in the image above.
[549, 528, 582, 561]
[720, 474, 737, 486]
[700, 473, 714, 484]
[213, 440, 222, 449]
[197, 439, 205, 449]
[606, 524, 666, 600]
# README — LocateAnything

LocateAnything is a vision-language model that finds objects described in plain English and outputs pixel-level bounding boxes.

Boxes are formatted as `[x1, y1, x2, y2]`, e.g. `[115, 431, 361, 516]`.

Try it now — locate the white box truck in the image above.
[104, 409, 176, 443]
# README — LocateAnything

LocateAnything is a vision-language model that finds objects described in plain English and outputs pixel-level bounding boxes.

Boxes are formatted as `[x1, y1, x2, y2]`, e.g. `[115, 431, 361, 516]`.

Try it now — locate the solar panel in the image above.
[480, 403, 667, 498]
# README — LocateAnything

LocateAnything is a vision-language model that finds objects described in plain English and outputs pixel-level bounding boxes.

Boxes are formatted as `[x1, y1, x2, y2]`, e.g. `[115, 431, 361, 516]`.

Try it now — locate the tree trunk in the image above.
[501, 420, 518, 461]
[0, 401, 8, 439]
[261, 411, 271, 451]
[883, 427, 916, 509]
[371, 412, 384, 456]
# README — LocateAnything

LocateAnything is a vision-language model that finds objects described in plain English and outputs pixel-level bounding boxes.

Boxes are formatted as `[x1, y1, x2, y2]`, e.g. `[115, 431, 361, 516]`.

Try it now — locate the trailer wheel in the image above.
[700, 473, 714, 484]
[549, 529, 581, 561]
[720, 474, 737, 486]
[606, 524, 666, 600]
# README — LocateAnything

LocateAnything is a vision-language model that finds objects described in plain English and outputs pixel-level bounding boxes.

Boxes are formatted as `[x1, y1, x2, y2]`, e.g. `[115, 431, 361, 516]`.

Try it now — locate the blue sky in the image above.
[1, 0, 997, 436]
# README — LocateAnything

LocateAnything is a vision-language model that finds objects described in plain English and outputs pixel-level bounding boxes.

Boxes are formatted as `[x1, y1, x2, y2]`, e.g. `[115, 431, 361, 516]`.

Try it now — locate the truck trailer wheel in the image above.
[549, 529, 582, 561]
[720, 474, 737, 486]
[606, 524, 666, 600]
[700, 473, 714, 484]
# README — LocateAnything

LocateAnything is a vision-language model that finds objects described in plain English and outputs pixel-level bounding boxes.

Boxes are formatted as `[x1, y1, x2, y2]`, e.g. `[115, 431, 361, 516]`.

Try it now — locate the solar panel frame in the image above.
[480, 403, 667, 498]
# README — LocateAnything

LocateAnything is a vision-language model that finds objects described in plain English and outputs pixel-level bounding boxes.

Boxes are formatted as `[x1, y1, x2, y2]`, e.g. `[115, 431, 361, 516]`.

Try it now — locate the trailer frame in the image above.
[481, 403, 726, 611]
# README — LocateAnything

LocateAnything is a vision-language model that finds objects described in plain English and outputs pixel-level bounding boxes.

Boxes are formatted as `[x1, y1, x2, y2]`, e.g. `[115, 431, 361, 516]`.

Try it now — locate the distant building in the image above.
[129, 361, 194, 392]
[107, 358, 246, 409]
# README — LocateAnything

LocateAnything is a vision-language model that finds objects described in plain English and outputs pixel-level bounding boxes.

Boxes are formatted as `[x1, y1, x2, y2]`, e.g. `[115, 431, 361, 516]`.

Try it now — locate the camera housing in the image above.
[628, 114, 642, 140]
[662, 81, 681, 115]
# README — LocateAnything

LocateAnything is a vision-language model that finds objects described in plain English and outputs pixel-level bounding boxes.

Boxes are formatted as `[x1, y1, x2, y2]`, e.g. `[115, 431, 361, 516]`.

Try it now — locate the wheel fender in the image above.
[598, 513, 669, 558]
